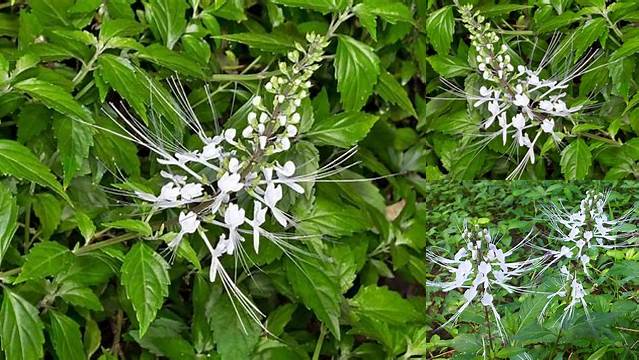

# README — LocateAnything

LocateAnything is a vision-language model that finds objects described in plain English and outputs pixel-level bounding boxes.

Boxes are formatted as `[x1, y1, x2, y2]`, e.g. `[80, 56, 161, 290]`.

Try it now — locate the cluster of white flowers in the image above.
[540, 191, 637, 325]
[455, 5, 595, 179]
[103, 32, 346, 324]
[426, 225, 543, 341]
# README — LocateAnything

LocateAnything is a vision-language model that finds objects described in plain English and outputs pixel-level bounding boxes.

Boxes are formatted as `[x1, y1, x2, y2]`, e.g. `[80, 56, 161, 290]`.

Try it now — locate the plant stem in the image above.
[548, 327, 563, 360]
[484, 306, 494, 357]
[311, 324, 326, 360]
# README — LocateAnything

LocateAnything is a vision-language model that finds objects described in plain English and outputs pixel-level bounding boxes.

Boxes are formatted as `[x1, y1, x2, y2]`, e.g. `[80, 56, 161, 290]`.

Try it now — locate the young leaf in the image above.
[0, 184, 18, 267]
[334, 35, 380, 111]
[0, 140, 69, 202]
[307, 111, 379, 148]
[49, 311, 86, 360]
[425, 6, 454, 55]
[560, 138, 592, 180]
[15, 241, 73, 283]
[0, 288, 45, 360]
[121, 242, 170, 337]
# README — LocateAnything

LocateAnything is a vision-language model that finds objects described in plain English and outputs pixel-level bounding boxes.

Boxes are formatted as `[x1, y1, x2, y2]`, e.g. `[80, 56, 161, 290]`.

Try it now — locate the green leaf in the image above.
[425, 6, 454, 55]
[100, 19, 145, 41]
[349, 286, 421, 325]
[271, 0, 346, 14]
[427, 55, 471, 77]
[121, 242, 170, 337]
[296, 195, 371, 236]
[53, 115, 94, 187]
[58, 281, 104, 311]
[285, 257, 342, 340]
[0, 140, 68, 201]
[354, 0, 413, 33]
[209, 285, 260, 359]
[49, 311, 86, 360]
[215, 33, 295, 52]
[144, 0, 187, 49]
[32, 193, 62, 240]
[93, 116, 141, 176]
[334, 35, 380, 111]
[15, 241, 73, 283]
[73, 211, 96, 244]
[104, 219, 153, 237]
[0, 184, 18, 267]
[0, 288, 45, 360]
[560, 138, 591, 180]
[130, 317, 197, 360]
[14, 78, 92, 124]
[611, 36, 639, 61]
[307, 111, 379, 148]
[138, 44, 205, 78]
[375, 70, 416, 116]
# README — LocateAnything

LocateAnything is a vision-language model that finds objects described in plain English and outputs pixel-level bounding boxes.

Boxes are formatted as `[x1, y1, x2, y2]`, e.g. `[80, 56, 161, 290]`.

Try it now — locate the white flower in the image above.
[180, 183, 203, 200]
[513, 93, 529, 107]
[224, 203, 246, 229]
[218, 172, 243, 193]
[251, 95, 262, 107]
[250, 201, 268, 253]
[541, 119, 554, 134]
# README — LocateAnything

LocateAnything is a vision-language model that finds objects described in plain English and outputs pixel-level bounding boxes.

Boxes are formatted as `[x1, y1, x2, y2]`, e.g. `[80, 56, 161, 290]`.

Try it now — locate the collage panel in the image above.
[425, 181, 639, 359]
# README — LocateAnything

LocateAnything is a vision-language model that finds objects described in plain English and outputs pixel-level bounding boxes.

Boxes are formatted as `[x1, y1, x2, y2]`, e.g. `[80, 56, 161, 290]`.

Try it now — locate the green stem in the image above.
[484, 306, 494, 358]
[73, 45, 103, 87]
[548, 327, 563, 360]
[209, 71, 280, 82]
[311, 324, 327, 360]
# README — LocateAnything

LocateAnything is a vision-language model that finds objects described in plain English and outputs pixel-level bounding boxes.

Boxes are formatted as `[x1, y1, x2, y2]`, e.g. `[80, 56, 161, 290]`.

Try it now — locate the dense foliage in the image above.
[425, 181, 639, 358]
[0, 0, 428, 359]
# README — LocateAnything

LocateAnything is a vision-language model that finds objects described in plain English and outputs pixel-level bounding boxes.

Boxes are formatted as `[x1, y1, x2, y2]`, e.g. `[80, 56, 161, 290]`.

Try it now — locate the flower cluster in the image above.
[105, 32, 340, 322]
[540, 191, 637, 324]
[426, 224, 543, 340]
[454, 5, 596, 179]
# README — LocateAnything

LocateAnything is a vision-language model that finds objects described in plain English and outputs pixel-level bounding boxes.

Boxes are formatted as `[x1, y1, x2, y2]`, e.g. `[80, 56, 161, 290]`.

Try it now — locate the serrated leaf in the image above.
[285, 257, 342, 340]
[58, 281, 104, 311]
[121, 242, 170, 337]
[375, 70, 416, 116]
[138, 44, 205, 78]
[32, 193, 62, 240]
[15, 241, 73, 283]
[334, 35, 380, 111]
[0, 140, 69, 202]
[307, 111, 379, 148]
[425, 6, 454, 55]
[49, 311, 86, 360]
[144, 0, 187, 49]
[0, 184, 18, 267]
[209, 285, 260, 359]
[14, 78, 92, 123]
[53, 114, 94, 187]
[349, 286, 421, 325]
[0, 288, 45, 360]
[560, 138, 591, 180]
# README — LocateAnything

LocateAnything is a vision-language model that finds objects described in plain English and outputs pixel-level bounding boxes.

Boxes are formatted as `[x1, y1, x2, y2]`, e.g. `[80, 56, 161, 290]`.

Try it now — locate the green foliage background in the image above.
[425, 181, 639, 358]
[0, 0, 427, 359]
